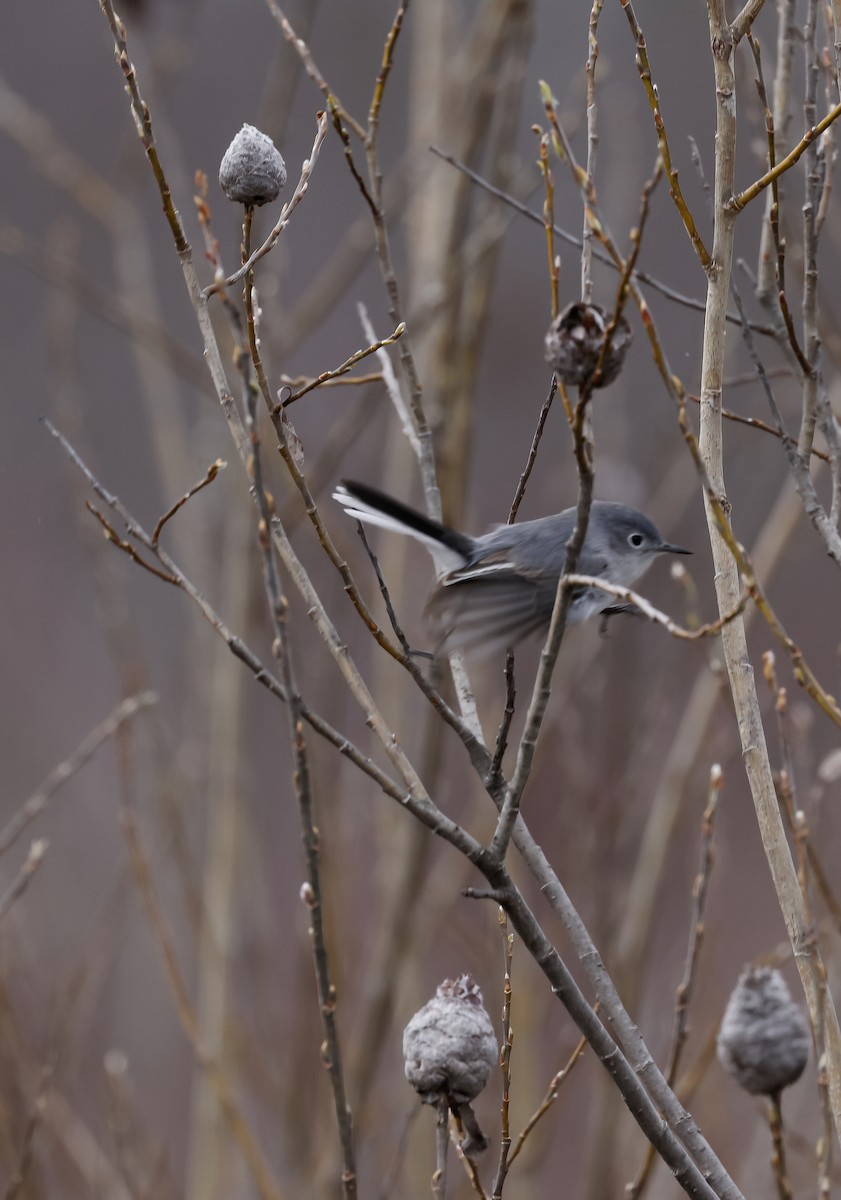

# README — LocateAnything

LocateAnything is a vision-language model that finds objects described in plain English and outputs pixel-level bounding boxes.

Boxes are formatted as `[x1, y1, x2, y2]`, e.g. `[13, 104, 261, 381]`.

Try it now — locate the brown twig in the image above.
[768, 1091, 794, 1200]
[491, 909, 514, 1198]
[208, 112, 330, 294]
[280, 323, 404, 406]
[151, 459, 226, 545]
[627, 766, 722, 1200]
[488, 655, 516, 783]
[507, 375, 557, 523]
[0, 690, 157, 855]
[747, 35, 813, 380]
[242, 202, 358, 1196]
[506, 1031, 590, 1169]
[686, 392, 831, 462]
[429, 145, 777, 336]
[119, 794, 285, 1200]
[535, 128, 559, 317]
[0, 841, 48, 923]
[729, 97, 841, 211]
[264, 0, 366, 139]
[701, 0, 841, 1143]
[618, 0, 712, 267]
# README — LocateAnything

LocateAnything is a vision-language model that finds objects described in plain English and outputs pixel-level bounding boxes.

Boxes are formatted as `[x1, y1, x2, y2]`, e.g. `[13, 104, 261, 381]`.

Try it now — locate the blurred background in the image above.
[2, 0, 841, 1196]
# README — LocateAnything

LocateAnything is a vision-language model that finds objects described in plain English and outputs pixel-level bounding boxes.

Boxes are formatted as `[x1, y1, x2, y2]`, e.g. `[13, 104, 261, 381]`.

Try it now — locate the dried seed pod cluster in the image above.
[219, 124, 287, 206]
[544, 301, 633, 388]
[717, 966, 811, 1097]
[403, 974, 497, 1154]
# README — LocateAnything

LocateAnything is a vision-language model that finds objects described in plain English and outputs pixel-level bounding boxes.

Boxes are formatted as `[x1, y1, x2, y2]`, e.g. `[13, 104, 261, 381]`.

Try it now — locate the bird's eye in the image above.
[628, 532, 645, 548]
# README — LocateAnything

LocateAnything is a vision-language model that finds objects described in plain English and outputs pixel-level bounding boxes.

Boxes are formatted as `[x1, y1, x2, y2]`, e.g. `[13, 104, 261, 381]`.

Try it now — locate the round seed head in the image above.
[544, 301, 633, 388]
[403, 974, 497, 1106]
[717, 966, 811, 1096]
[219, 124, 287, 206]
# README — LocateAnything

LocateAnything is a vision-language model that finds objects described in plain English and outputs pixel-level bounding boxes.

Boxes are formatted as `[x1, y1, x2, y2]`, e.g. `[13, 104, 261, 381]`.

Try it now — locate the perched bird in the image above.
[333, 480, 691, 654]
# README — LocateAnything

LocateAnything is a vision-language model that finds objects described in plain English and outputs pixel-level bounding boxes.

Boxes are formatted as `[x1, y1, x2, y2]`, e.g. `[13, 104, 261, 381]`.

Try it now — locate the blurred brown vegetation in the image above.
[2, 1, 841, 1197]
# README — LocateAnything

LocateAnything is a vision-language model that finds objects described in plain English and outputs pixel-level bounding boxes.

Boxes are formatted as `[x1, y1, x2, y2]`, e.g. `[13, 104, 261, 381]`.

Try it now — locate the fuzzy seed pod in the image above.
[219, 124, 286, 206]
[717, 966, 811, 1097]
[403, 974, 498, 1154]
[544, 301, 633, 388]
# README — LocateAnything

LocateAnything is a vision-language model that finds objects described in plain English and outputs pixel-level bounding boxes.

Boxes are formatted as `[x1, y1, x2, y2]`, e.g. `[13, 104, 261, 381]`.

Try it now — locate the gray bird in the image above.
[333, 480, 691, 654]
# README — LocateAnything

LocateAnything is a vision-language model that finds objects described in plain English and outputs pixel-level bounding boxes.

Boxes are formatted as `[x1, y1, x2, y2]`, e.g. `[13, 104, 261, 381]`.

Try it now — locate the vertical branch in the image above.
[491, 909, 514, 1199]
[536, 131, 559, 317]
[768, 1091, 793, 1200]
[582, 0, 604, 302]
[432, 1096, 450, 1199]
[241, 216, 358, 1200]
[756, 0, 796, 301]
[799, 0, 821, 460]
[701, 0, 841, 1144]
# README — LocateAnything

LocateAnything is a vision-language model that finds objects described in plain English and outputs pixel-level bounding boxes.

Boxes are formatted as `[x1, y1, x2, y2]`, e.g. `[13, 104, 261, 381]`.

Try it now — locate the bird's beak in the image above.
[660, 541, 692, 556]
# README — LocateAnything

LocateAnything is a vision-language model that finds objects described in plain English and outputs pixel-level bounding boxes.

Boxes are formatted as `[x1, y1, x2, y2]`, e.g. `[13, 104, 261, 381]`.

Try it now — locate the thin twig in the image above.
[432, 1096, 449, 1200]
[582, 0, 604, 302]
[429, 145, 777, 337]
[243, 200, 357, 1196]
[0, 690, 157, 855]
[264, 0, 366, 138]
[355, 523, 429, 659]
[151, 459, 226, 545]
[507, 376, 557, 523]
[488, 655, 516, 783]
[627, 766, 722, 1200]
[46, 419, 413, 810]
[208, 112, 330, 294]
[0, 841, 48, 922]
[535, 129, 559, 317]
[686, 392, 831, 462]
[618, 0, 712, 267]
[281, 323, 404, 406]
[748, 37, 812, 378]
[491, 909, 514, 1198]
[729, 98, 841, 211]
[702, 0, 841, 1144]
[506, 1032, 589, 1168]
[120, 796, 285, 1200]
[768, 1091, 794, 1200]
[491, 166, 656, 862]
[561, 576, 749, 640]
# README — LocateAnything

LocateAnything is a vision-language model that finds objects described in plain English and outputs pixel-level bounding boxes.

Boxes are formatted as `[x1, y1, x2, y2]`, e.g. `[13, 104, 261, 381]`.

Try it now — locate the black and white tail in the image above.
[332, 481, 473, 573]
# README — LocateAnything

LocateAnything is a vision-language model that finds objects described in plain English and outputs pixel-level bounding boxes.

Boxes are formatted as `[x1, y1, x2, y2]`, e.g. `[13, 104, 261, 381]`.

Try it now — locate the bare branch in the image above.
[0, 841, 48, 923]
[0, 690, 157, 856]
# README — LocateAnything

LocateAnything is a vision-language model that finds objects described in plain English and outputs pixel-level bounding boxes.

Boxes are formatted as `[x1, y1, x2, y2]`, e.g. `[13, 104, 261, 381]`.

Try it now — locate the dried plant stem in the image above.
[730, 102, 841, 213]
[0, 841, 48, 923]
[0, 691, 157, 855]
[432, 1096, 449, 1199]
[582, 0, 604, 302]
[281, 322, 404, 406]
[121, 799, 285, 1200]
[768, 1092, 793, 1200]
[429, 145, 777, 336]
[627, 767, 722, 1200]
[506, 1032, 589, 1169]
[211, 112, 329, 293]
[619, 0, 711, 267]
[491, 910, 514, 1198]
[507, 376, 557, 524]
[243, 218, 358, 1198]
[701, 0, 841, 1143]
[559, 575, 747, 640]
